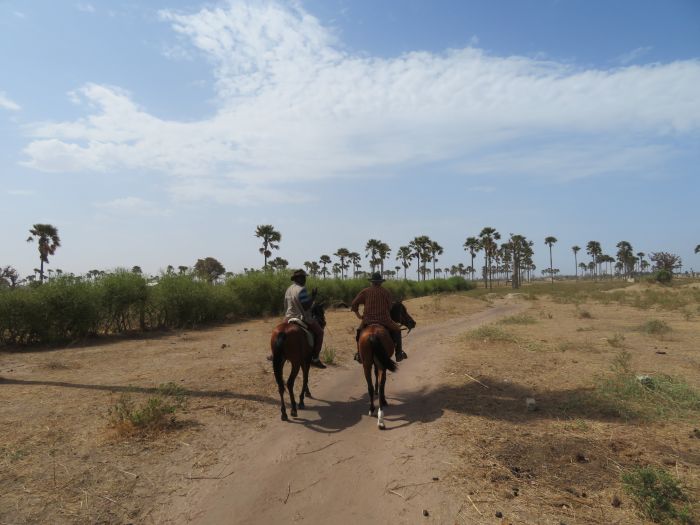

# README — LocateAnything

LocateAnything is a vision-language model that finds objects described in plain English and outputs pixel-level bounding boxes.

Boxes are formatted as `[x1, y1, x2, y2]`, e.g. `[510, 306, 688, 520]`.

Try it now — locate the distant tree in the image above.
[268, 257, 289, 272]
[131, 266, 142, 275]
[26, 223, 61, 283]
[334, 248, 350, 279]
[578, 262, 587, 277]
[586, 240, 602, 280]
[255, 224, 281, 270]
[396, 246, 412, 280]
[696, 244, 700, 254]
[178, 265, 188, 275]
[331, 263, 341, 279]
[615, 241, 635, 278]
[348, 251, 361, 278]
[463, 237, 481, 281]
[0, 266, 20, 288]
[409, 235, 431, 281]
[194, 257, 226, 283]
[544, 236, 558, 284]
[479, 227, 501, 288]
[649, 252, 682, 274]
[377, 242, 391, 273]
[166, 265, 174, 275]
[319, 255, 331, 279]
[636, 252, 645, 274]
[429, 240, 443, 279]
[572, 245, 581, 279]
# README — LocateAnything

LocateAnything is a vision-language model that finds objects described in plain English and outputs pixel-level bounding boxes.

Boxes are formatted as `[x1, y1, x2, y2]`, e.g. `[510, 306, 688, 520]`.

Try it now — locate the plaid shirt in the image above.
[351, 285, 401, 331]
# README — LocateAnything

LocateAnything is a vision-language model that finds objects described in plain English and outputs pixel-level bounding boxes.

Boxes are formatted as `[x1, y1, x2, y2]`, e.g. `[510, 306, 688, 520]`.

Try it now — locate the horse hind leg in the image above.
[379, 367, 388, 408]
[286, 362, 301, 418]
[272, 350, 288, 421]
[363, 361, 375, 417]
[299, 362, 310, 410]
[373, 363, 379, 396]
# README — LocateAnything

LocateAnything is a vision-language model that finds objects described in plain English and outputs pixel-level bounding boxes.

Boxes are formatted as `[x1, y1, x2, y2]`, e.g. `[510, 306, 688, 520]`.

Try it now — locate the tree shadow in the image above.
[0, 377, 278, 406]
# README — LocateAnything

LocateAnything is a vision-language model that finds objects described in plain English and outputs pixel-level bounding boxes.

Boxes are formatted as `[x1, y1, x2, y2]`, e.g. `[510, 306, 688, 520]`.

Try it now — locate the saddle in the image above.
[287, 318, 314, 348]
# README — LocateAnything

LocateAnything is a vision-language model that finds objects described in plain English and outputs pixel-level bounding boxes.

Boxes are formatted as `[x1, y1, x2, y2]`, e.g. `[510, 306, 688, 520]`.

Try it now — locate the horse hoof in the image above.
[298, 402, 305, 410]
[291, 409, 298, 418]
[368, 409, 374, 417]
[378, 422, 385, 430]
[306, 392, 313, 399]
[281, 413, 288, 421]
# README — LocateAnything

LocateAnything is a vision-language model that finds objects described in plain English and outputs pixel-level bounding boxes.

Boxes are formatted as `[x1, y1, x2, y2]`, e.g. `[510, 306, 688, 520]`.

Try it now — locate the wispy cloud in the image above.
[13, 11, 26, 19]
[94, 196, 170, 217]
[21, 1, 700, 205]
[7, 189, 34, 196]
[76, 3, 96, 14]
[0, 92, 21, 111]
[616, 46, 653, 65]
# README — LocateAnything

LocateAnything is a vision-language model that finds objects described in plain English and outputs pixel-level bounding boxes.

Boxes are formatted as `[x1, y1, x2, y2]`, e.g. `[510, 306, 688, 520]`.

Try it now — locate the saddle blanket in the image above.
[287, 318, 314, 348]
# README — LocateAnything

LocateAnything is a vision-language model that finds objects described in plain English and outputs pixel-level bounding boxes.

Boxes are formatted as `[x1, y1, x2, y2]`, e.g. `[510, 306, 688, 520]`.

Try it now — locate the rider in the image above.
[284, 269, 326, 369]
[351, 272, 407, 362]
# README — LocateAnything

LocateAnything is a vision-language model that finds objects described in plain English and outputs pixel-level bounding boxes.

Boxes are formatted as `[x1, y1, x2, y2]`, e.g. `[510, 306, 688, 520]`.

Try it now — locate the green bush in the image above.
[621, 466, 692, 524]
[651, 269, 673, 284]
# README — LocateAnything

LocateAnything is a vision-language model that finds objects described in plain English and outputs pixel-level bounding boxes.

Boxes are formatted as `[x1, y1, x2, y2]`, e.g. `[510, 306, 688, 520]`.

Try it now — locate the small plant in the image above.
[157, 381, 187, 400]
[606, 333, 626, 348]
[465, 325, 518, 343]
[578, 309, 593, 319]
[651, 269, 673, 284]
[621, 466, 692, 524]
[108, 393, 184, 435]
[321, 345, 336, 365]
[641, 319, 672, 336]
[499, 314, 536, 325]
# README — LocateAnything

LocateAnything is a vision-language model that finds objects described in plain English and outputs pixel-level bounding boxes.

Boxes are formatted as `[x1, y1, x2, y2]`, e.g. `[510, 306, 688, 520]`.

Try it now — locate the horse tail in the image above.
[272, 331, 287, 388]
[369, 334, 397, 373]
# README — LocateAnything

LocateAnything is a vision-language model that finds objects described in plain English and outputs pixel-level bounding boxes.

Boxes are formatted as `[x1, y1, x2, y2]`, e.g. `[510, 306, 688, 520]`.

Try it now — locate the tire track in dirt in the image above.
[168, 300, 526, 524]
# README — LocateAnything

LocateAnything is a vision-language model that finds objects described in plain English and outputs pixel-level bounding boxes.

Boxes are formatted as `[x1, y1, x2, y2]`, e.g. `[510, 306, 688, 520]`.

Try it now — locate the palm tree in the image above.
[365, 239, 382, 273]
[319, 255, 331, 279]
[578, 262, 587, 277]
[377, 242, 391, 273]
[429, 240, 443, 280]
[396, 246, 412, 280]
[26, 224, 61, 283]
[636, 252, 645, 274]
[586, 241, 602, 280]
[348, 251, 361, 278]
[479, 227, 500, 288]
[544, 236, 557, 284]
[696, 244, 700, 254]
[255, 225, 281, 269]
[463, 237, 481, 281]
[572, 246, 581, 279]
[334, 248, 350, 279]
[409, 235, 431, 281]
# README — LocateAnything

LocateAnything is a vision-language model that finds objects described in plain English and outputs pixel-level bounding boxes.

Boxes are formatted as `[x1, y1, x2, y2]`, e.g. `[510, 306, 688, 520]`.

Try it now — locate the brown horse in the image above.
[271, 303, 326, 421]
[359, 301, 416, 429]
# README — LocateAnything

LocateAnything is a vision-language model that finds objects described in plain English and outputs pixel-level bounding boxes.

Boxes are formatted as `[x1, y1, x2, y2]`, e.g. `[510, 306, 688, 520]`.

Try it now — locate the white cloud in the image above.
[0, 92, 21, 111]
[616, 46, 653, 65]
[76, 3, 96, 14]
[14, 11, 26, 19]
[7, 189, 34, 196]
[21, 1, 700, 204]
[94, 197, 170, 217]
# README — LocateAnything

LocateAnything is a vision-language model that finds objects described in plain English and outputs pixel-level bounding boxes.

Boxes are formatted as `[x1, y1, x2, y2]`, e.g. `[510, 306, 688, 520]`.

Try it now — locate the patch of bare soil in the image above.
[1, 289, 698, 524]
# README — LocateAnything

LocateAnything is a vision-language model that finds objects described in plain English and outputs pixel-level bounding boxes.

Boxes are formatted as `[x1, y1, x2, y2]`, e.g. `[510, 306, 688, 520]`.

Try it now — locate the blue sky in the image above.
[2, 0, 699, 278]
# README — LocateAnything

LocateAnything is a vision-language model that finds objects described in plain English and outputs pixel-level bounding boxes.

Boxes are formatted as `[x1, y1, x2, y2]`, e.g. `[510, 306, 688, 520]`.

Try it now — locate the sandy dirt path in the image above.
[168, 300, 525, 525]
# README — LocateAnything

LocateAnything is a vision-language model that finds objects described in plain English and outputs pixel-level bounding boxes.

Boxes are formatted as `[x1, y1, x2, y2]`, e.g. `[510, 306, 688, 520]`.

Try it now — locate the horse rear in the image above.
[358, 325, 397, 429]
[271, 323, 313, 421]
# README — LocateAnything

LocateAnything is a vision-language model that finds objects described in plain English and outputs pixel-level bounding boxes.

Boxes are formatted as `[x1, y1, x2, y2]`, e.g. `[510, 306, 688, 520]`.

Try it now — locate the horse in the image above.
[271, 302, 326, 421]
[358, 301, 416, 429]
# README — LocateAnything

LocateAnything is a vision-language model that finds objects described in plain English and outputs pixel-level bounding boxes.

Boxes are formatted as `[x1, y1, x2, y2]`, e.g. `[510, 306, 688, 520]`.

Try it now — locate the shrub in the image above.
[621, 466, 692, 524]
[465, 325, 518, 343]
[651, 269, 672, 284]
[321, 346, 336, 365]
[108, 392, 184, 434]
[641, 319, 672, 336]
[498, 314, 536, 325]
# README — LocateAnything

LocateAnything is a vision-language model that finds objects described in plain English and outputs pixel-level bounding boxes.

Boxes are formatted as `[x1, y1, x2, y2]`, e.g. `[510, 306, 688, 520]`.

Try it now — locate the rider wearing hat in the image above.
[351, 272, 407, 362]
[284, 269, 326, 369]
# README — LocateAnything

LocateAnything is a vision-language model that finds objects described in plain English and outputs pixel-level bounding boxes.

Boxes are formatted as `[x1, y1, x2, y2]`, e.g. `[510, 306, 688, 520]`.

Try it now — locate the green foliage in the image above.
[498, 314, 536, 325]
[321, 345, 336, 365]
[606, 333, 626, 347]
[621, 466, 692, 524]
[108, 394, 182, 433]
[641, 319, 672, 336]
[652, 269, 673, 284]
[0, 272, 473, 346]
[465, 325, 518, 343]
[593, 351, 700, 420]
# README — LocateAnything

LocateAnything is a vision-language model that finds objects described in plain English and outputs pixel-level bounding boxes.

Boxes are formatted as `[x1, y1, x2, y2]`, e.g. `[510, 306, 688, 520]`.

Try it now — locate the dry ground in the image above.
[0, 283, 698, 524]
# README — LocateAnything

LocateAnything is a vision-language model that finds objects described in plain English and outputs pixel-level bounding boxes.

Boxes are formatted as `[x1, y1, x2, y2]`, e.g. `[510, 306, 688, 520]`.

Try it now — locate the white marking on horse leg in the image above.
[377, 407, 385, 429]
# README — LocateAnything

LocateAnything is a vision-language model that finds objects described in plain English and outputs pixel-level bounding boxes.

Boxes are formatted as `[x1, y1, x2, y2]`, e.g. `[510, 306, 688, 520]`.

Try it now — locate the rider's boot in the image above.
[392, 330, 407, 362]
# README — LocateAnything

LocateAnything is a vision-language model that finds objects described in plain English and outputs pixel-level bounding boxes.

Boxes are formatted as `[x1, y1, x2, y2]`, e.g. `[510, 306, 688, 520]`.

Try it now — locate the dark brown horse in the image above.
[358, 301, 416, 429]
[271, 303, 326, 421]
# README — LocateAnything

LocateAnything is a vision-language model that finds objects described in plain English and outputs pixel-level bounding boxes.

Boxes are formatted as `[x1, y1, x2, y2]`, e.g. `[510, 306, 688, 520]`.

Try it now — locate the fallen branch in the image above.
[466, 494, 483, 516]
[291, 478, 321, 496]
[464, 373, 489, 389]
[283, 483, 291, 504]
[388, 480, 437, 491]
[332, 455, 354, 465]
[387, 489, 406, 500]
[184, 470, 235, 481]
[296, 440, 340, 455]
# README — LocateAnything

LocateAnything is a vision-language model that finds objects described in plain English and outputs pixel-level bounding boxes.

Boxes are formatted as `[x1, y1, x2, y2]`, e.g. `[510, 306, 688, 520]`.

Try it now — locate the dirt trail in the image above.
[168, 300, 525, 524]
